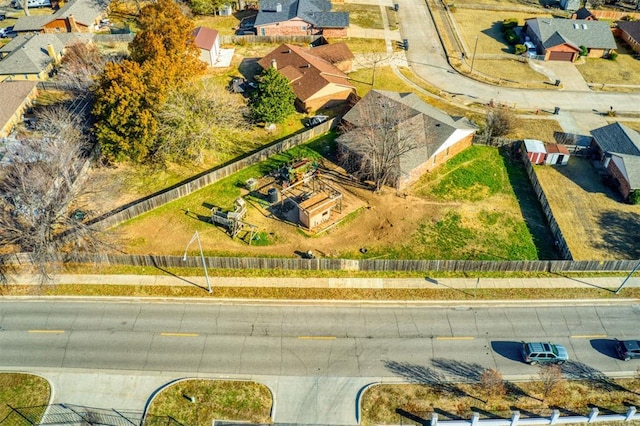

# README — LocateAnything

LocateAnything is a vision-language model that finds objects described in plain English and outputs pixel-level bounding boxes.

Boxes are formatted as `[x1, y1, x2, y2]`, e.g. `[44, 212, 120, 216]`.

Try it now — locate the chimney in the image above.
[68, 14, 80, 32]
[271, 58, 277, 69]
[46, 43, 60, 65]
[275, 2, 282, 11]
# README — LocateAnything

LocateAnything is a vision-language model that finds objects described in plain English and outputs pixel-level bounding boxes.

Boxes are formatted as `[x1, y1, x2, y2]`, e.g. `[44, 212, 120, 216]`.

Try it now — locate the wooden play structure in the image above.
[210, 198, 259, 244]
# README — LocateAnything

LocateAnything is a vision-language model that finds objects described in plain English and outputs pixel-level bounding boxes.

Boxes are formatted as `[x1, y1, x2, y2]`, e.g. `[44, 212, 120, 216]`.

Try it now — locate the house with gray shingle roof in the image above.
[591, 122, 640, 200]
[254, 0, 348, 37]
[13, 0, 106, 34]
[0, 32, 91, 82]
[617, 20, 640, 55]
[336, 90, 477, 190]
[524, 18, 616, 61]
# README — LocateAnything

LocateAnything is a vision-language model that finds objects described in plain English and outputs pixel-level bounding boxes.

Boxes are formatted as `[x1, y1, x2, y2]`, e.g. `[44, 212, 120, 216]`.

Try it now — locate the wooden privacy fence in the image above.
[88, 119, 336, 230]
[6, 253, 639, 273]
[519, 143, 573, 260]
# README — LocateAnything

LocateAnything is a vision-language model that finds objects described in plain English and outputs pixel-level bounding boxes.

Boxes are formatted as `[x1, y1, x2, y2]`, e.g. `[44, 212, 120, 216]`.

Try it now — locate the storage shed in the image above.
[524, 139, 547, 165]
[545, 143, 570, 165]
[298, 192, 339, 229]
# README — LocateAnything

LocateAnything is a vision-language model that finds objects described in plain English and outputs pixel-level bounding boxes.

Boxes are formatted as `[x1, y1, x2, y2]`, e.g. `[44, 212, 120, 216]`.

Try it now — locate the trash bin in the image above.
[554, 79, 561, 87]
[394, 3, 399, 10]
[403, 39, 409, 50]
[553, 106, 560, 115]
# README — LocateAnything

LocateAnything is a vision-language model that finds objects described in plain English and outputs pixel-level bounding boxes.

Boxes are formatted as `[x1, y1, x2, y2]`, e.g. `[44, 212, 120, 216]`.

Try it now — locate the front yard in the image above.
[576, 40, 640, 90]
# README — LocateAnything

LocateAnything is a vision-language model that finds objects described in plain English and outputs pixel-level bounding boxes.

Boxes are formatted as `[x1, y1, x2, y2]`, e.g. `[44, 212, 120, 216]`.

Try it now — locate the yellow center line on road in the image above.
[571, 334, 607, 339]
[160, 332, 199, 337]
[435, 336, 475, 340]
[298, 336, 337, 340]
[28, 330, 64, 334]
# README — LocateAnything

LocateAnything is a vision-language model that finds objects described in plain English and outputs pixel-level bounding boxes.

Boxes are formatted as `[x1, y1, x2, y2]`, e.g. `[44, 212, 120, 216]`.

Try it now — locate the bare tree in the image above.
[57, 42, 112, 94]
[479, 368, 506, 399]
[154, 80, 251, 164]
[0, 109, 109, 281]
[354, 49, 392, 86]
[483, 107, 515, 143]
[538, 364, 564, 402]
[338, 92, 426, 191]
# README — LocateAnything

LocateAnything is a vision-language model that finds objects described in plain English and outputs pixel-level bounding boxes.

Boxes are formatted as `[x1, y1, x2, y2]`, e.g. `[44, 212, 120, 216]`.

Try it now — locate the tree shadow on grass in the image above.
[562, 361, 636, 394]
[383, 360, 466, 398]
[595, 210, 640, 260]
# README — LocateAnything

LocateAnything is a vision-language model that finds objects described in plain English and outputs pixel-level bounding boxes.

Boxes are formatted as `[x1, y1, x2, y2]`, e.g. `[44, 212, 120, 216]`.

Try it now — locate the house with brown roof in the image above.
[193, 26, 220, 66]
[617, 20, 640, 54]
[0, 81, 38, 138]
[336, 90, 477, 190]
[257, 43, 355, 112]
[253, 0, 348, 37]
[13, 0, 106, 34]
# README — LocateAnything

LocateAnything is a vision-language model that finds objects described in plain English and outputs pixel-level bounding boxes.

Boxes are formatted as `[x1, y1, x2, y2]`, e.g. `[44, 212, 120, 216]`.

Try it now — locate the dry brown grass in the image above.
[452, 9, 552, 56]
[576, 40, 640, 87]
[534, 157, 640, 260]
[469, 59, 552, 89]
[2, 284, 637, 300]
[361, 378, 640, 425]
[146, 380, 272, 424]
[507, 117, 563, 141]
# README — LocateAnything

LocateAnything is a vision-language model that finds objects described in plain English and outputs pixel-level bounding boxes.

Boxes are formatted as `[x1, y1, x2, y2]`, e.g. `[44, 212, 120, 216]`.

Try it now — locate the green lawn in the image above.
[146, 380, 272, 425]
[0, 374, 50, 425]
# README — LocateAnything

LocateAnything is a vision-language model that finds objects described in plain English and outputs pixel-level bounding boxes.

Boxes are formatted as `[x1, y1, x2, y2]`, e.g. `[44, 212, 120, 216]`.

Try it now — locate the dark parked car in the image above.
[305, 115, 329, 127]
[0, 13, 6, 21]
[615, 340, 640, 361]
[521, 342, 568, 365]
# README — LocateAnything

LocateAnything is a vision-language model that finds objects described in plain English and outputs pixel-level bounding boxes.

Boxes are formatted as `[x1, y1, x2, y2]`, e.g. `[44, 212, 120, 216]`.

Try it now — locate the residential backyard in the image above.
[576, 40, 640, 89]
[111, 142, 550, 261]
[534, 157, 640, 260]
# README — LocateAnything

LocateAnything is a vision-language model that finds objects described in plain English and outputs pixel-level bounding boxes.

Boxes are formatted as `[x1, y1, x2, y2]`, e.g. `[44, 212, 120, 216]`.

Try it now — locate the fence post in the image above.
[550, 409, 560, 424]
[626, 406, 636, 421]
[471, 412, 480, 426]
[510, 411, 520, 426]
[588, 408, 599, 423]
[431, 412, 438, 426]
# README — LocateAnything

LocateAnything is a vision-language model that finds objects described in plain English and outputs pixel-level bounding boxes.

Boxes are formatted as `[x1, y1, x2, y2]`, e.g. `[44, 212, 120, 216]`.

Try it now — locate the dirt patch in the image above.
[534, 157, 640, 260]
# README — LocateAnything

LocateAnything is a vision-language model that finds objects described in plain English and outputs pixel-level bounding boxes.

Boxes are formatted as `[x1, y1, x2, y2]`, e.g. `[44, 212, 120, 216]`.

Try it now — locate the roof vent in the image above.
[305, 63, 311, 68]
[582, 23, 587, 29]
[276, 2, 282, 12]
[285, 48, 291, 53]
[573, 23, 579, 29]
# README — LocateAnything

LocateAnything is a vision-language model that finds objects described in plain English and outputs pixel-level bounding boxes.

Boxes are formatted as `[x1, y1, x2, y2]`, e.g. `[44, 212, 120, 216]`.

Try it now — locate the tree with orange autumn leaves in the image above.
[92, 0, 204, 163]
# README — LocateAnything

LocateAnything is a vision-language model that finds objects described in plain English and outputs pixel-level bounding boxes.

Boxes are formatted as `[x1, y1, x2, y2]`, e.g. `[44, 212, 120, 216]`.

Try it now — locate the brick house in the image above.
[616, 21, 640, 54]
[523, 18, 616, 61]
[257, 43, 355, 112]
[590, 122, 640, 200]
[0, 80, 38, 138]
[336, 90, 477, 190]
[13, 0, 106, 34]
[253, 0, 348, 37]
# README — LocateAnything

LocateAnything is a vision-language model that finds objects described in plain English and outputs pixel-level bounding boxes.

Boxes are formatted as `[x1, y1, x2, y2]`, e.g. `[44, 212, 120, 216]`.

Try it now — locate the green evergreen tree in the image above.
[250, 67, 296, 124]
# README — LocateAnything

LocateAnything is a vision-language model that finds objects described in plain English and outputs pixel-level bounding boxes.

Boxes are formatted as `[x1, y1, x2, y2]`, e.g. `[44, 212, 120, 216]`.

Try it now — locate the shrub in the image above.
[502, 18, 519, 30]
[630, 190, 640, 205]
[579, 45, 588, 56]
[608, 51, 618, 61]
[514, 44, 526, 55]
[480, 369, 506, 398]
[504, 29, 519, 45]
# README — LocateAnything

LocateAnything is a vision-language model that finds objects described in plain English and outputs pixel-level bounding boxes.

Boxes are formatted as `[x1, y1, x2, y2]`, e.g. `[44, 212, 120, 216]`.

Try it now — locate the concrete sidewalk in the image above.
[6, 274, 639, 291]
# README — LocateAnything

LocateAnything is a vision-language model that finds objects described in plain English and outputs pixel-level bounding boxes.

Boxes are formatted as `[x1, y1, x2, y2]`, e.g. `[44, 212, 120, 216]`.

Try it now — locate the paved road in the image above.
[2, 300, 640, 424]
[396, 0, 640, 113]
